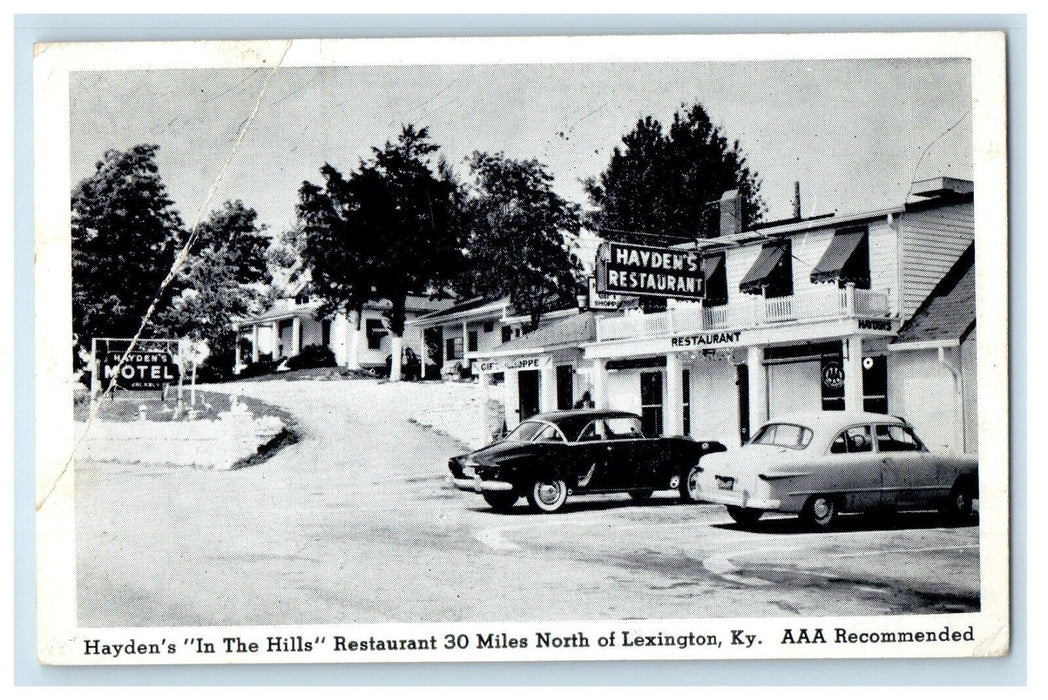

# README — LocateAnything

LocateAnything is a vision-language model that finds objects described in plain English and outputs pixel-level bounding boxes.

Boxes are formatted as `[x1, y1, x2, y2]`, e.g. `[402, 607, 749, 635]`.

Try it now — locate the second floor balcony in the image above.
[595, 285, 892, 343]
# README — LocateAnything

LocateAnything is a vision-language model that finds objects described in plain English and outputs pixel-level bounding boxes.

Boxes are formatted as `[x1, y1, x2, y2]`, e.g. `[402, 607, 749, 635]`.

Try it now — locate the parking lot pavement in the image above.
[75, 379, 980, 627]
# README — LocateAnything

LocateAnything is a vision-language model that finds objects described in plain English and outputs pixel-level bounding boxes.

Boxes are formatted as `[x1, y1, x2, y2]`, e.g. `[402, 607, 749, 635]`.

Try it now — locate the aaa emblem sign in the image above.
[102, 351, 180, 389]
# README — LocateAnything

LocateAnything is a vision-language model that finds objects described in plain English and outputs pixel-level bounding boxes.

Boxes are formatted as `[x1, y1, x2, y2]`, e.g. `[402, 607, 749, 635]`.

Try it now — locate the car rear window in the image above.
[750, 423, 813, 449]
[875, 424, 926, 452]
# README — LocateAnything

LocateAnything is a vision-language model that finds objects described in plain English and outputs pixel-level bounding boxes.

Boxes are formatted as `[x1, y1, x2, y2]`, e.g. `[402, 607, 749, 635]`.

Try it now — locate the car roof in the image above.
[763, 412, 906, 434]
[529, 409, 641, 425]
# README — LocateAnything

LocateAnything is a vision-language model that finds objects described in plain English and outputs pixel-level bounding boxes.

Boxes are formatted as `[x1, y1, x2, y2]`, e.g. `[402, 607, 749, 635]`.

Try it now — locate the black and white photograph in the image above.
[32, 32, 1009, 664]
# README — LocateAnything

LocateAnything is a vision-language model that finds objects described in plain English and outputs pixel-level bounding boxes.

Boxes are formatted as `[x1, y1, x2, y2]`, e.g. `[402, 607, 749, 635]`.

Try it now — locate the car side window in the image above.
[831, 426, 872, 454]
[577, 420, 605, 442]
[875, 424, 923, 452]
[533, 424, 565, 443]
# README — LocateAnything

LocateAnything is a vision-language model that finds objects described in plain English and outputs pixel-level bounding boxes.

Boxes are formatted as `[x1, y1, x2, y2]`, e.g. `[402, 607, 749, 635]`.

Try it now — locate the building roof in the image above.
[495, 311, 597, 354]
[237, 295, 453, 326]
[692, 185, 973, 252]
[410, 296, 510, 325]
[892, 244, 976, 346]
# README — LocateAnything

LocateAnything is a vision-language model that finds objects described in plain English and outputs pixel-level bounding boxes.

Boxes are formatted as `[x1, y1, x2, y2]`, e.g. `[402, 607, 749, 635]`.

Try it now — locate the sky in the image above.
[69, 57, 972, 244]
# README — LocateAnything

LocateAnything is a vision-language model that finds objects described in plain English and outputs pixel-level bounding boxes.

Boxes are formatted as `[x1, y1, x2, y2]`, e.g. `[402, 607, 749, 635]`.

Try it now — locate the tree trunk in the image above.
[387, 295, 407, 383]
[389, 334, 404, 382]
[347, 308, 362, 370]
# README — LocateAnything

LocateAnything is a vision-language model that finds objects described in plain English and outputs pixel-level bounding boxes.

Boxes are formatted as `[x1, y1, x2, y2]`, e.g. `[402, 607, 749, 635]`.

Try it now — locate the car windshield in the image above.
[750, 422, 813, 449]
[504, 421, 547, 443]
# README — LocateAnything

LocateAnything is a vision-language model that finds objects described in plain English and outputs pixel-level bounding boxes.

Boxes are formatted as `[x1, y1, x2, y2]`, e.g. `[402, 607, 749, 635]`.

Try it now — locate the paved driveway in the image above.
[75, 379, 979, 627]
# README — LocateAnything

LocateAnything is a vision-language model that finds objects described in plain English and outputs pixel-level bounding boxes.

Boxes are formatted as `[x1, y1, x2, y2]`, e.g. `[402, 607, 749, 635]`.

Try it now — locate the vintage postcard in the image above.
[33, 32, 1008, 665]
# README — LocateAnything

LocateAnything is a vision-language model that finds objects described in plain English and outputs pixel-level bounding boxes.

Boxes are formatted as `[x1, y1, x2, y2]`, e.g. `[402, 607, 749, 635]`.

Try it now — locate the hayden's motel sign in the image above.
[597, 241, 704, 301]
[102, 351, 179, 390]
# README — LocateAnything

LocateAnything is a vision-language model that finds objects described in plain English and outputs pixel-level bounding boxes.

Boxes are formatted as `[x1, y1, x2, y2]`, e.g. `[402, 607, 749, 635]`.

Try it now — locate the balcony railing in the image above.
[596, 286, 892, 342]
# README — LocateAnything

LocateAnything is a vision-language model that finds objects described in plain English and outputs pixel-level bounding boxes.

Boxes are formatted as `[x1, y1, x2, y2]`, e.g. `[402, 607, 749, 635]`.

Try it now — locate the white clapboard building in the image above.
[467, 178, 976, 451]
[233, 275, 453, 373]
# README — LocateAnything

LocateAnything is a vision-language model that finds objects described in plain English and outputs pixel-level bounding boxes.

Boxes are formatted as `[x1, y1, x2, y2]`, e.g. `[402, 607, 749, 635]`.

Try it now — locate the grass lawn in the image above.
[74, 389, 297, 430]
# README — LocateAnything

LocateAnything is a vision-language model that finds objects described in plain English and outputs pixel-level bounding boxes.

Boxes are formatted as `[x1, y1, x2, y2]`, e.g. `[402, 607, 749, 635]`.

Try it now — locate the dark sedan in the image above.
[448, 409, 727, 513]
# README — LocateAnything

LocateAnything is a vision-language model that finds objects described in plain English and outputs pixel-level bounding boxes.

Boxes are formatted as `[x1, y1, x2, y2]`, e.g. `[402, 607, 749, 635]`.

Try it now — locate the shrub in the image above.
[238, 357, 277, 379]
[285, 344, 337, 371]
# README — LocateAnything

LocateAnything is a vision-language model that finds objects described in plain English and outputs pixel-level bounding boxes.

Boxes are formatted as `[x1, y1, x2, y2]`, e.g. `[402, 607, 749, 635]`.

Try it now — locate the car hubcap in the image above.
[538, 482, 562, 505]
[812, 498, 831, 519]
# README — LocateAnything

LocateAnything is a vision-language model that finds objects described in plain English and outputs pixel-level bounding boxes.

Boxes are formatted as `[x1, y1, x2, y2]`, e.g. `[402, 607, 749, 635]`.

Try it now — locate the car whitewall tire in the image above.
[680, 465, 703, 503]
[528, 479, 568, 513]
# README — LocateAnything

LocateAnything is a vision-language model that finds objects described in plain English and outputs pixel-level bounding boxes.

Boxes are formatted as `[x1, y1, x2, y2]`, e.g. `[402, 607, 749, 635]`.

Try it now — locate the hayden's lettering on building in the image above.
[602, 242, 705, 300]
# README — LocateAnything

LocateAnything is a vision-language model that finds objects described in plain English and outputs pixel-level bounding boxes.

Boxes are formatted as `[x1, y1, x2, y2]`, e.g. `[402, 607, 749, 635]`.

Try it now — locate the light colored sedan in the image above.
[691, 412, 978, 528]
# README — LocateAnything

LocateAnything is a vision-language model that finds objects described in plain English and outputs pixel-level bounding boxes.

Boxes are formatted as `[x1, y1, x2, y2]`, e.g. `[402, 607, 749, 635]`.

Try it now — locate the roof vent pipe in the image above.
[793, 181, 802, 219]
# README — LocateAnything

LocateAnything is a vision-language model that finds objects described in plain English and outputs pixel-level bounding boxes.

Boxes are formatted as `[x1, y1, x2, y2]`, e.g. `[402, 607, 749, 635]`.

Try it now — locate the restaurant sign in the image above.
[670, 330, 744, 349]
[102, 351, 180, 390]
[597, 242, 704, 301]
[473, 355, 553, 374]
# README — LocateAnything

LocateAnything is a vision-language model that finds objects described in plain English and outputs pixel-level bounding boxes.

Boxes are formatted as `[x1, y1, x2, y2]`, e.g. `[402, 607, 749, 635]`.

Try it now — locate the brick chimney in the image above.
[719, 189, 742, 237]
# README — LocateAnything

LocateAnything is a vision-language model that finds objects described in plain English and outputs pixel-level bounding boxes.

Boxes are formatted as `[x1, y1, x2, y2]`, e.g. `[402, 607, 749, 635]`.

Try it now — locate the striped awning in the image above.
[739, 242, 789, 295]
[810, 228, 870, 287]
[701, 253, 727, 305]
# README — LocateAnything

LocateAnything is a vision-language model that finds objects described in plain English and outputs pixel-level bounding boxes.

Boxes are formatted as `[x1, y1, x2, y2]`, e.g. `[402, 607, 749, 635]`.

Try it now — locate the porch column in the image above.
[478, 371, 491, 445]
[291, 317, 302, 356]
[539, 364, 558, 413]
[664, 352, 684, 436]
[746, 345, 768, 429]
[419, 325, 429, 380]
[461, 320, 469, 362]
[269, 322, 279, 358]
[251, 324, 260, 363]
[844, 335, 865, 412]
[331, 311, 349, 366]
[591, 358, 608, 409]
[234, 325, 242, 374]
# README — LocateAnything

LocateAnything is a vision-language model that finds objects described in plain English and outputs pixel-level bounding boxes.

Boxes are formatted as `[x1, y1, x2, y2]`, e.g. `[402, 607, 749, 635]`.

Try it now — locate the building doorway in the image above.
[640, 371, 664, 437]
[556, 365, 574, 410]
[737, 364, 750, 444]
[423, 327, 443, 380]
[682, 369, 691, 436]
[518, 369, 540, 421]
[863, 355, 888, 413]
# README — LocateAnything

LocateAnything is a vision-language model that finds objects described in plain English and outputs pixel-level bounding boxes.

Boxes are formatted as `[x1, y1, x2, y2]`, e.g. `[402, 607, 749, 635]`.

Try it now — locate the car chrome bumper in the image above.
[451, 477, 515, 493]
[698, 489, 781, 510]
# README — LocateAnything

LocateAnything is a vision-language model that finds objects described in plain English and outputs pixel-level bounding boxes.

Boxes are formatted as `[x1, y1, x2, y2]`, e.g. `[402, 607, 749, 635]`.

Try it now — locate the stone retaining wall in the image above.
[75, 410, 285, 470]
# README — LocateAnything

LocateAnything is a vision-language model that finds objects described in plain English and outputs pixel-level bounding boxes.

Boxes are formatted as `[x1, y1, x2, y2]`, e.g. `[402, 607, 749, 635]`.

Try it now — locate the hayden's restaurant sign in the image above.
[598, 242, 704, 301]
[102, 351, 180, 390]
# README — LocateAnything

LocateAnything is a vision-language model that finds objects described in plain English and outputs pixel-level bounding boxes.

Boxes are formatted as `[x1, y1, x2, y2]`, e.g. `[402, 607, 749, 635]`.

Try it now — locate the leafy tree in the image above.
[72, 144, 186, 369]
[457, 151, 583, 331]
[585, 103, 765, 246]
[155, 200, 271, 377]
[296, 165, 384, 369]
[298, 125, 465, 380]
[365, 126, 466, 380]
